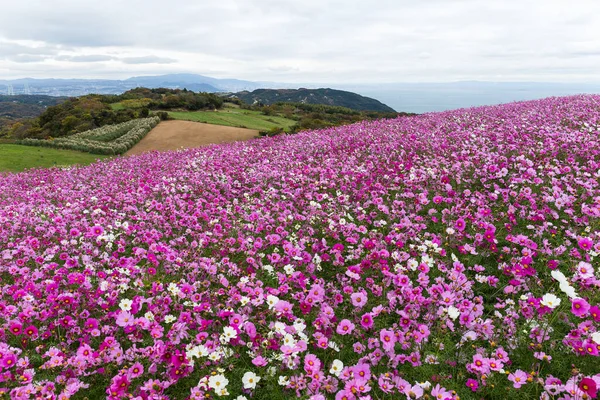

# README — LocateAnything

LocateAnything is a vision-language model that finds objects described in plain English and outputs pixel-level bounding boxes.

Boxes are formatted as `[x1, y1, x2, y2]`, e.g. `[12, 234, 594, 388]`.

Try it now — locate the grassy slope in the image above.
[168, 109, 296, 131]
[0, 144, 108, 173]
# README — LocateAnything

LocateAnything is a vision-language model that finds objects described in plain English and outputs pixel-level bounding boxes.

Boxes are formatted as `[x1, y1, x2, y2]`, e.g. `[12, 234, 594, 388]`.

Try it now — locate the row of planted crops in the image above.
[0, 96, 599, 399]
[17, 117, 160, 155]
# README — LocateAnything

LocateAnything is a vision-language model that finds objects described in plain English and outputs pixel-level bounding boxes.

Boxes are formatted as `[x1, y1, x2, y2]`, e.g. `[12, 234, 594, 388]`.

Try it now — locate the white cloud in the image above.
[0, 0, 599, 82]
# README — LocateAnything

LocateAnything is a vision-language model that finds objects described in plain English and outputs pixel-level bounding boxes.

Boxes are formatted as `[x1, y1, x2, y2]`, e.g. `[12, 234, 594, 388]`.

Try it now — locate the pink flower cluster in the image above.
[1, 95, 600, 399]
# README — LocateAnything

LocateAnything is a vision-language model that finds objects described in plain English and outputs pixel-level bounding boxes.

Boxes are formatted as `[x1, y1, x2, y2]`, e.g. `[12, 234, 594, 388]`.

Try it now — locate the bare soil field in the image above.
[125, 120, 259, 156]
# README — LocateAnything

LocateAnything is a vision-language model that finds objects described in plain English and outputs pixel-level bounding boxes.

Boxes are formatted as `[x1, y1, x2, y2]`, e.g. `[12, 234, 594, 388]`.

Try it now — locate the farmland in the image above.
[125, 120, 259, 155]
[168, 108, 297, 131]
[0, 95, 599, 399]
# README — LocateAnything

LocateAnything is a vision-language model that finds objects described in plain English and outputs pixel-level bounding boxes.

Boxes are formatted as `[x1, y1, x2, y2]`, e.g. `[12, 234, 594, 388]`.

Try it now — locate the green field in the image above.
[168, 109, 297, 131]
[0, 144, 108, 173]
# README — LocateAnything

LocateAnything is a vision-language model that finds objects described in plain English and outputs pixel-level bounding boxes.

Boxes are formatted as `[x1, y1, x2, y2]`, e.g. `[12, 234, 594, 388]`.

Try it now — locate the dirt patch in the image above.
[125, 120, 259, 156]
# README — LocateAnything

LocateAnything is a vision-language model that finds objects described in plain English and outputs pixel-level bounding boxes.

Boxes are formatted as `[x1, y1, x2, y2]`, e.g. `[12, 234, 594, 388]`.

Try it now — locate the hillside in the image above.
[232, 88, 397, 112]
[1, 95, 599, 399]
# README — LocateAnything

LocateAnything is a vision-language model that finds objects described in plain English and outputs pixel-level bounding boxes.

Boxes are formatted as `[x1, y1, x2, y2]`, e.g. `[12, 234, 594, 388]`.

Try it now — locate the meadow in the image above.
[167, 108, 297, 131]
[0, 95, 599, 399]
[0, 144, 108, 172]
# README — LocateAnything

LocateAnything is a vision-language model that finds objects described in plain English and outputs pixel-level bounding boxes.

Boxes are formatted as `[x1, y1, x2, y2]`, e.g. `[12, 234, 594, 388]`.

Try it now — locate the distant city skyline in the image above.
[1, 0, 600, 83]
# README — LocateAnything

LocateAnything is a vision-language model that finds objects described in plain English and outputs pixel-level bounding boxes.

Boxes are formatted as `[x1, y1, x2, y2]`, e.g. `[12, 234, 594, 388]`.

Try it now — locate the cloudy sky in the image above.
[1, 0, 599, 83]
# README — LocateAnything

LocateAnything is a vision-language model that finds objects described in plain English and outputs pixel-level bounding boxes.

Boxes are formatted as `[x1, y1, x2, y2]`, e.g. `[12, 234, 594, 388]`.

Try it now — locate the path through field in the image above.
[125, 120, 259, 156]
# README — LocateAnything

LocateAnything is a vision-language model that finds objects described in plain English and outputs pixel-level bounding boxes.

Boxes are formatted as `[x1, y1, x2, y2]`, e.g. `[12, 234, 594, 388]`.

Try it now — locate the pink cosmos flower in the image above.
[350, 292, 367, 308]
[115, 311, 134, 327]
[304, 354, 322, 373]
[335, 389, 356, 400]
[128, 362, 144, 379]
[274, 300, 293, 315]
[403, 384, 424, 398]
[336, 319, 355, 335]
[379, 329, 396, 352]
[508, 369, 528, 388]
[430, 384, 451, 399]
[252, 355, 268, 367]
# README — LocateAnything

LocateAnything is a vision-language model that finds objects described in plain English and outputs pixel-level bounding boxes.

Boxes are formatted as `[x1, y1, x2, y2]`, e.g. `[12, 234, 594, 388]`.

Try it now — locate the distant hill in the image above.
[0, 95, 67, 131]
[232, 88, 396, 112]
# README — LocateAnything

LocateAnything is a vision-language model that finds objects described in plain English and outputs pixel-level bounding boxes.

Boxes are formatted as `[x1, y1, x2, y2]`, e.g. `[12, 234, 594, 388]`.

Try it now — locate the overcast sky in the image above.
[1, 0, 599, 83]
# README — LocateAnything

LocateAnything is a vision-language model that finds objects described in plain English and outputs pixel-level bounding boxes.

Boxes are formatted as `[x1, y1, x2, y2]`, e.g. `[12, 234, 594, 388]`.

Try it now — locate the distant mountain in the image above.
[232, 88, 396, 112]
[0, 74, 290, 97]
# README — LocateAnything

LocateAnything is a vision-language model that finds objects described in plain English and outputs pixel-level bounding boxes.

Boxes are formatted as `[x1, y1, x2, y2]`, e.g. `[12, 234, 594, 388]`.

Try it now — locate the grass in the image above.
[0, 144, 109, 173]
[168, 109, 297, 131]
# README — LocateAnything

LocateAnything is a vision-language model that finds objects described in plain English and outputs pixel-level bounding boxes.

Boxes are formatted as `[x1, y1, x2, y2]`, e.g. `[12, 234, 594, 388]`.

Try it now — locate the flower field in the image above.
[17, 117, 160, 155]
[1, 95, 599, 399]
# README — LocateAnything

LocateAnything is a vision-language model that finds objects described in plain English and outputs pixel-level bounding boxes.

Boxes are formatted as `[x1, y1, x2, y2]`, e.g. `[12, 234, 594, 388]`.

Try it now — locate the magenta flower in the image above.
[89, 225, 104, 236]
[589, 305, 600, 322]
[454, 218, 466, 231]
[23, 325, 38, 338]
[466, 378, 479, 392]
[578, 237, 594, 251]
[572, 298, 591, 317]
[360, 313, 374, 330]
[2, 353, 16, 369]
[9, 321, 22, 335]
[579, 377, 598, 399]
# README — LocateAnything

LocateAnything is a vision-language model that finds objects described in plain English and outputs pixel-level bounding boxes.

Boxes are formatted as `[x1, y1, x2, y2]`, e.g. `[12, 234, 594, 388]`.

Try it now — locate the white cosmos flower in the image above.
[550, 270, 568, 284]
[266, 295, 279, 309]
[540, 293, 561, 309]
[278, 376, 290, 386]
[447, 306, 460, 320]
[207, 374, 229, 391]
[329, 359, 343, 376]
[559, 282, 578, 299]
[221, 326, 237, 343]
[119, 298, 133, 311]
[242, 371, 261, 389]
[164, 315, 176, 323]
[417, 381, 432, 390]
[592, 332, 600, 345]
